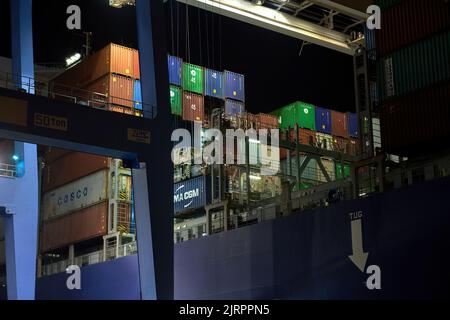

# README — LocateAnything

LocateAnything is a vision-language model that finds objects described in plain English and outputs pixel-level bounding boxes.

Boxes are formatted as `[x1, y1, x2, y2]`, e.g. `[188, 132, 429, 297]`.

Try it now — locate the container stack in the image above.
[51, 43, 142, 116]
[272, 101, 360, 188]
[375, 0, 450, 156]
[40, 150, 134, 258]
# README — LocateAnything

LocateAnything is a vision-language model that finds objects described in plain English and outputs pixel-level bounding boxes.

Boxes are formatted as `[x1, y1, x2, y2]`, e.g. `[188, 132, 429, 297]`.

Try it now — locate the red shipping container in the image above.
[380, 81, 450, 156]
[348, 139, 360, 157]
[258, 113, 279, 130]
[84, 73, 134, 108]
[133, 50, 140, 80]
[41, 201, 108, 252]
[332, 136, 350, 154]
[182, 92, 204, 122]
[331, 111, 349, 138]
[42, 152, 109, 192]
[43, 147, 71, 164]
[289, 128, 316, 146]
[0, 139, 15, 165]
[376, 0, 450, 57]
[51, 43, 138, 88]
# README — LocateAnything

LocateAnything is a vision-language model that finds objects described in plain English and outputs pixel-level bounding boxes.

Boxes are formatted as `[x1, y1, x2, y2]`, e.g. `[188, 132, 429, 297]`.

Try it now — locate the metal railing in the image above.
[0, 163, 16, 179]
[0, 71, 155, 118]
[41, 241, 138, 277]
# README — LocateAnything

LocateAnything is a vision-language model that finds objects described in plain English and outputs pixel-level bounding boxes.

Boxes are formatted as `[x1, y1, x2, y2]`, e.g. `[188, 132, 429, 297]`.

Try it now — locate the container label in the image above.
[34, 113, 68, 131]
[127, 128, 151, 144]
[384, 58, 395, 97]
[42, 170, 108, 220]
[173, 176, 206, 213]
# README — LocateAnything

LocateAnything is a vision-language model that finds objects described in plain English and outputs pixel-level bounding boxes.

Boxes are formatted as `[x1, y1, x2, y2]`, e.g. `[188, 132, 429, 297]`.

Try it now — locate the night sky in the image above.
[1, 0, 356, 113]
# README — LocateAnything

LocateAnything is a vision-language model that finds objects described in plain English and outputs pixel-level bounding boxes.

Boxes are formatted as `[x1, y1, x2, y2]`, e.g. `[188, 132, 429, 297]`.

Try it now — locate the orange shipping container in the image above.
[42, 152, 109, 192]
[84, 74, 134, 108]
[182, 92, 204, 122]
[133, 51, 140, 80]
[51, 43, 137, 88]
[41, 201, 108, 253]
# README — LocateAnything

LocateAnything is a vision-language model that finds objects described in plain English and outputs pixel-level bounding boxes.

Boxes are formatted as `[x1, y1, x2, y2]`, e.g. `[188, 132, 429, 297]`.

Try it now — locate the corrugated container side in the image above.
[42, 170, 108, 220]
[41, 201, 108, 253]
[315, 107, 332, 134]
[42, 152, 109, 193]
[205, 69, 224, 99]
[331, 111, 349, 138]
[295, 102, 316, 131]
[375, 0, 450, 56]
[378, 31, 450, 102]
[182, 92, 204, 122]
[335, 163, 351, 180]
[347, 113, 359, 138]
[168, 55, 182, 86]
[290, 128, 316, 146]
[170, 86, 182, 116]
[332, 136, 351, 154]
[110, 44, 135, 78]
[133, 50, 140, 80]
[224, 71, 245, 102]
[43, 147, 72, 164]
[182, 63, 204, 94]
[84, 74, 134, 108]
[224, 100, 244, 118]
[380, 81, 450, 155]
[133, 80, 142, 110]
[173, 176, 210, 214]
[50, 44, 137, 88]
[258, 113, 279, 130]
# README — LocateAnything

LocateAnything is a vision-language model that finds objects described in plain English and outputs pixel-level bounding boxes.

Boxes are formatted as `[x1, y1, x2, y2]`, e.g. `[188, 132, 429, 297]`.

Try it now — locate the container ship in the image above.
[0, 0, 450, 300]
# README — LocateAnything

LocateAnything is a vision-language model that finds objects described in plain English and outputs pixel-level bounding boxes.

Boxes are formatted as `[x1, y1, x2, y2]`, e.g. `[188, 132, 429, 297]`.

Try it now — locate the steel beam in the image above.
[0, 0, 39, 300]
[177, 0, 356, 55]
[135, 0, 174, 300]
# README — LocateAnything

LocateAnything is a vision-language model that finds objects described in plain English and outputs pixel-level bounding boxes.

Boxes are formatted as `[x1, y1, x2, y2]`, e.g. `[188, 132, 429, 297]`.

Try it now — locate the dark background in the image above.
[0, 0, 356, 113]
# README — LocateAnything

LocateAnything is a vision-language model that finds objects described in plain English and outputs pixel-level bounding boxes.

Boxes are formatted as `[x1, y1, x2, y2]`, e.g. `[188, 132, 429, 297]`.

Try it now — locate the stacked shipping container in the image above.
[375, 0, 450, 155]
[51, 43, 141, 115]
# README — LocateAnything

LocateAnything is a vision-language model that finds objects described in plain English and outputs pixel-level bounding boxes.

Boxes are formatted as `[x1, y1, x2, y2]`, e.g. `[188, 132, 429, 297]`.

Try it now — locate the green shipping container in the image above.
[182, 63, 204, 94]
[378, 31, 450, 102]
[335, 163, 351, 180]
[170, 86, 182, 116]
[272, 101, 316, 131]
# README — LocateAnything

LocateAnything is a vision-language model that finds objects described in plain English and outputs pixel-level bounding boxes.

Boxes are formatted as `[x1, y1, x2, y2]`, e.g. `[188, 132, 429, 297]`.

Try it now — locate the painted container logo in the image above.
[173, 176, 206, 214]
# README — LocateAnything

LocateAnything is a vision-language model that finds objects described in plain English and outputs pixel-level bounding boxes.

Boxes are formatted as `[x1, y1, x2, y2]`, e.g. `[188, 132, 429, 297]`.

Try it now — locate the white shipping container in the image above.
[317, 158, 336, 183]
[42, 170, 108, 220]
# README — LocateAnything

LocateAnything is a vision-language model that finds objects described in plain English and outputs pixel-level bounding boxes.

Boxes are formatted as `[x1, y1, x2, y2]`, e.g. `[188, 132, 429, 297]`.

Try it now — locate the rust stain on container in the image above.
[182, 92, 204, 122]
[41, 201, 108, 253]
[42, 152, 109, 193]
[84, 73, 134, 108]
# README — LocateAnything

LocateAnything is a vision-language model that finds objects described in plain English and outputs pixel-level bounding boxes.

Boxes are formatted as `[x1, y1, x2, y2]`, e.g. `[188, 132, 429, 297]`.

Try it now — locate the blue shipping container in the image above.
[174, 176, 211, 214]
[347, 113, 359, 138]
[133, 80, 142, 110]
[224, 71, 245, 102]
[224, 100, 245, 118]
[168, 55, 182, 86]
[204, 69, 224, 99]
[315, 107, 332, 134]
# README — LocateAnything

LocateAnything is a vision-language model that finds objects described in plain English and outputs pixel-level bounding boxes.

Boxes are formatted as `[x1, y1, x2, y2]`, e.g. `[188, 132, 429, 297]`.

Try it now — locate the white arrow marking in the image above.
[348, 219, 369, 272]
